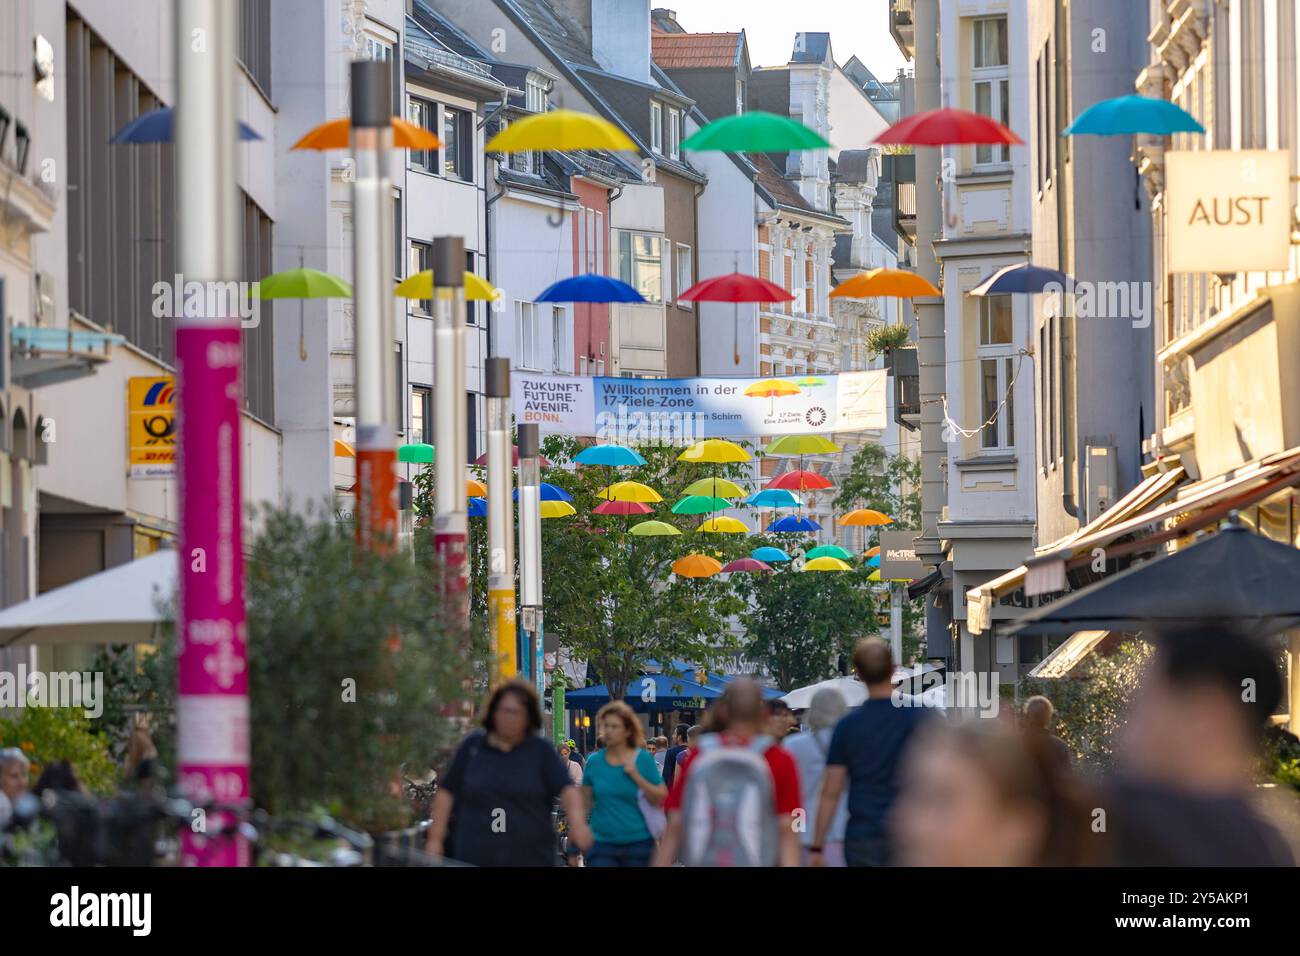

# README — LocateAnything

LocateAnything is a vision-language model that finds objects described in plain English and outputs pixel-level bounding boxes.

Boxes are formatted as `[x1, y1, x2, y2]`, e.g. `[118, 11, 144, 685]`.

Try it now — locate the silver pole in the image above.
[485, 357, 516, 684]
[517, 424, 543, 689]
[890, 583, 904, 667]
[432, 239, 469, 628]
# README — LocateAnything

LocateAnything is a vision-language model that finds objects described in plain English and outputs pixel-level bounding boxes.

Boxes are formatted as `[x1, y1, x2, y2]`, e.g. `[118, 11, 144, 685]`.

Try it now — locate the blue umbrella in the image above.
[1062, 94, 1205, 137]
[768, 515, 820, 533]
[110, 107, 263, 144]
[745, 488, 802, 509]
[575, 443, 647, 467]
[468, 496, 488, 518]
[751, 546, 792, 563]
[866, 553, 881, 568]
[536, 273, 645, 304]
[969, 263, 1074, 297]
[513, 481, 573, 503]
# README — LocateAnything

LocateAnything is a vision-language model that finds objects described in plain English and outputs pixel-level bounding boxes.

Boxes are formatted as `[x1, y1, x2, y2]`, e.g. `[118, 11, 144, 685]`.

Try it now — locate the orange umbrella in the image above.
[333, 439, 355, 458]
[672, 554, 722, 579]
[839, 508, 894, 527]
[466, 478, 488, 498]
[292, 117, 441, 151]
[831, 268, 940, 299]
[864, 545, 881, 558]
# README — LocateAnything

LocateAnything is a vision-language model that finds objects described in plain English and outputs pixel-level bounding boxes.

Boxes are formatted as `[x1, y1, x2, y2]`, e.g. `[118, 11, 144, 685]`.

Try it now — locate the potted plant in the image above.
[865, 322, 913, 371]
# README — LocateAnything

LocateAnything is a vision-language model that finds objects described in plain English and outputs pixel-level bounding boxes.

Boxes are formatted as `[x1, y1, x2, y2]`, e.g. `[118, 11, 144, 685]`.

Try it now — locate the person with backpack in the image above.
[783, 687, 849, 866]
[652, 679, 802, 867]
[581, 700, 667, 867]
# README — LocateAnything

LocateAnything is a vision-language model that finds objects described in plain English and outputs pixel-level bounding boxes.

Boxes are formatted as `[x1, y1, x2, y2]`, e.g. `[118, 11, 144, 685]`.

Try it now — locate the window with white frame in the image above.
[407, 97, 436, 173]
[593, 211, 604, 274]
[675, 243, 693, 300]
[668, 108, 681, 160]
[408, 241, 431, 314]
[552, 305, 572, 373]
[364, 35, 392, 62]
[650, 102, 663, 154]
[578, 207, 588, 274]
[972, 16, 1010, 165]
[525, 76, 547, 113]
[615, 230, 663, 303]
[515, 301, 541, 369]
[976, 295, 1015, 450]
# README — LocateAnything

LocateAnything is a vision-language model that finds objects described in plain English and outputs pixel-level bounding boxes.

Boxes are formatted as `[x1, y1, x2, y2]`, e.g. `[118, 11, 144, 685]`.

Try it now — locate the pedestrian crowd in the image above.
[426, 629, 1297, 867]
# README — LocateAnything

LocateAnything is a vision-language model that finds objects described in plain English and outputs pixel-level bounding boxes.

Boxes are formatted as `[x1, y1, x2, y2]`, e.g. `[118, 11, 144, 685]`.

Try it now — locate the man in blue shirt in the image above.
[810, 638, 930, 867]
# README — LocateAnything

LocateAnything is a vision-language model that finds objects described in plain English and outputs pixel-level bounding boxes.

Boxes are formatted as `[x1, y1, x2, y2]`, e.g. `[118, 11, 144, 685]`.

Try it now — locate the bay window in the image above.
[615, 230, 663, 304]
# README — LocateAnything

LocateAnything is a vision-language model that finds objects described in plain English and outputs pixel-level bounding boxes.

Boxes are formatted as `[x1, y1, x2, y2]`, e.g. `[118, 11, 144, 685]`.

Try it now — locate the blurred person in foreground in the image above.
[653, 680, 801, 867]
[1101, 628, 1294, 866]
[811, 638, 931, 867]
[784, 688, 849, 866]
[893, 717, 1095, 866]
[0, 747, 31, 829]
[1022, 695, 1071, 771]
[582, 701, 666, 867]
[427, 680, 592, 866]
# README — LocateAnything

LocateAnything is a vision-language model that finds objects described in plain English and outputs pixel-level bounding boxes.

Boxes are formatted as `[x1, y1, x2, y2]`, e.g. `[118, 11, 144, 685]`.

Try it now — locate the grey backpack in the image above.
[680, 733, 778, 867]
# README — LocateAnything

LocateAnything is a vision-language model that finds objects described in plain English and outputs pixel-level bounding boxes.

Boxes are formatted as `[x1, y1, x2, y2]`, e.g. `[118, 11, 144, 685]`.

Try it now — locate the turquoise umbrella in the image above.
[1063, 95, 1205, 136]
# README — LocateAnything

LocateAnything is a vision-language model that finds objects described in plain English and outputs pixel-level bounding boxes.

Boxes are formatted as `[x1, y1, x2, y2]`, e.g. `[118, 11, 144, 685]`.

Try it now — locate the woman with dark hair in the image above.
[426, 680, 592, 866]
[581, 700, 666, 867]
[33, 760, 84, 797]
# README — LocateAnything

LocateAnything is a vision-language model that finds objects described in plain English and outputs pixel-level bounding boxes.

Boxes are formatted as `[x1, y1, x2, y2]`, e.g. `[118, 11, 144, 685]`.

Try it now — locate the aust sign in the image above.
[1167, 150, 1291, 273]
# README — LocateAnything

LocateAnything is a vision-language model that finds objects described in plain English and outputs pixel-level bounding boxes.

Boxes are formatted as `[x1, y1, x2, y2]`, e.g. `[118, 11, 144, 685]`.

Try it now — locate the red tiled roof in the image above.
[749, 153, 813, 212]
[651, 32, 740, 69]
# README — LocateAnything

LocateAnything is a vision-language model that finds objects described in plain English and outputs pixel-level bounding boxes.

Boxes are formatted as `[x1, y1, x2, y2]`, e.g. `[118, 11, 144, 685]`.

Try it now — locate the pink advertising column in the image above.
[174, 0, 249, 866]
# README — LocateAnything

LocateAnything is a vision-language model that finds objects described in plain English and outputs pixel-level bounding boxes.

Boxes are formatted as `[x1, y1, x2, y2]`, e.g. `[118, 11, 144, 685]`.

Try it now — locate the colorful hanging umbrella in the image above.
[1063, 94, 1205, 137]
[575, 444, 647, 467]
[672, 495, 732, 515]
[697, 516, 750, 534]
[541, 500, 577, 519]
[720, 558, 773, 574]
[592, 499, 653, 516]
[969, 263, 1075, 297]
[629, 520, 682, 537]
[803, 556, 853, 572]
[678, 438, 752, 464]
[513, 482, 573, 503]
[830, 268, 940, 300]
[873, 107, 1022, 146]
[764, 435, 841, 456]
[744, 378, 801, 415]
[537, 274, 645, 303]
[672, 553, 723, 578]
[397, 442, 435, 464]
[110, 107, 262, 144]
[866, 554, 881, 568]
[768, 469, 833, 492]
[769, 515, 821, 533]
[681, 110, 830, 152]
[796, 376, 826, 387]
[679, 272, 794, 365]
[867, 569, 883, 583]
[595, 481, 663, 503]
[744, 489, 802, 509]
[258, 268, 352, 299]
[751, 546, 792, 563]
[396, 271, 500, 302]
[473, 448, 553, 467]
[333, 439, 355, 458]
[864, 545, 881, 558]
[838, 508, 893, 527]
[467, 496, 488, 518]
[485, 109, 636, 152]
[683, 477, 745, 498]
[466, 478, 488, 498]
[292, 116, 441, 151]
[806, 544, 855, 561]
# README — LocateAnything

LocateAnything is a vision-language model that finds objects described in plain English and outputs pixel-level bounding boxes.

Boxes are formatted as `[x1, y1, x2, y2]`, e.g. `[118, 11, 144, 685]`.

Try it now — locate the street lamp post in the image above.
[485, 357, 516, 686]
[517, 424, 544, 698]
[173, 0, 249, 866]
[350, 60, 398, 554]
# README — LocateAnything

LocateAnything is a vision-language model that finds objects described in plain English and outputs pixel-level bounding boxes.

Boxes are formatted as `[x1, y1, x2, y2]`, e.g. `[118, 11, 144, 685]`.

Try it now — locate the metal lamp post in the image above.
[432, 238, 469, 618]
[517, 424, 544, 696]
[485, 357, 516, 685]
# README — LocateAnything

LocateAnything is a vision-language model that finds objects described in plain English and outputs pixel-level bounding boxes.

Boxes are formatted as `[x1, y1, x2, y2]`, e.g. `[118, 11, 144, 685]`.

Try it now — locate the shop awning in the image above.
[1026, 630, 1111, 679]
[965, 466, 1186, 634]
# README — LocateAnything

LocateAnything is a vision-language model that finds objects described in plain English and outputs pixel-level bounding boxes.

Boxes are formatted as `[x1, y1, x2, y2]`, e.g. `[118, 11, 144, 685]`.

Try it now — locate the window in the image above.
[393, 196, 403, 281]
[552, 305, 572, 373]
[675, 243, 693, 300]
[972, 16, 1010, 165]
[978, 296, 1012, 345]
[466, 392, 478, 463]
[650, 102, 663, 154]
[239, 0, 272, 95]
[408, 241, 431, 314]
[976, 295, 1014, 451]
[578, 208, 588, 274]
[668, 109, 681, 160]
[594, 211, 604, 275]
[736, 78, 745, 115]
[525, 76, 547, 113]
[411, 386, 432, 445]
[364, 35, 392, 62]
[465, 250, 477, 326]
[615, 231, 663, 303]
[442, 107, 472, 181]
[515, 301, 541, 369]
[407, 97, 436, 173]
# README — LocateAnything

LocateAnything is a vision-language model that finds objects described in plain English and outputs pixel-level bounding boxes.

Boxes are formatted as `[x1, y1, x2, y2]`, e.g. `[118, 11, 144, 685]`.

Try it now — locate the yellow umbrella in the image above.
[804, 556, 853, 572]
[678, 439, 751, 464]
[830, 267, 940, 299]
[466, 477, 488, 498]
[595, 480, 663, 503]
[682, 477, 745, 498]
[292, 116, 441, 151]
[396, 271, 500, 302]
[672, 553, 722, 578]
[540, 500, 577, 519]
[743, 379, 801, 398]
[697, 516, 750, 534]
[867, 568, 882, 582]
[333, 439, 355, 458]
[485, 109, 636, 152]
[839, 508, 894, 527]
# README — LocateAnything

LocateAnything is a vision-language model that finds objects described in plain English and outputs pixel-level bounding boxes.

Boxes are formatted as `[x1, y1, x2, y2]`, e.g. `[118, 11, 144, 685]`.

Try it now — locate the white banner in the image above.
[512, 370, 887, 438]
[1167, 149, 1291, 273]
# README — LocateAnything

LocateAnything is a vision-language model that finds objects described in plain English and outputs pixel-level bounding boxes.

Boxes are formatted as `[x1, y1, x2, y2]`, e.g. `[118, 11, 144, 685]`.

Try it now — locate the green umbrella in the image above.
[682, 111, 830, 152]
[806, 544, 855, 561]
[398, 443, 434, 464]
[628, 520, 682, 537]
[258, 267, 353, 299]
[672, 495, 731, 515]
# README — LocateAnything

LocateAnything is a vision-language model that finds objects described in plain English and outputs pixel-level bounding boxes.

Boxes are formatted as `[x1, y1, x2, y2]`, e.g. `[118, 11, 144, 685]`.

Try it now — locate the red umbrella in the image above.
[473, 447, 553, 467]
[720, 558, 773, 574]
[768, 469, 833, 492]
[873, 107, 1022, 146]
[679, 272, 794, 365]
[592, 499, 654, 516]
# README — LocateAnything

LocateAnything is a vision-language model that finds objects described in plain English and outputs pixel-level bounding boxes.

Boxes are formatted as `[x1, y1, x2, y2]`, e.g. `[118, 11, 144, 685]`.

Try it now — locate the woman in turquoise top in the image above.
[582, 700, 667, 867]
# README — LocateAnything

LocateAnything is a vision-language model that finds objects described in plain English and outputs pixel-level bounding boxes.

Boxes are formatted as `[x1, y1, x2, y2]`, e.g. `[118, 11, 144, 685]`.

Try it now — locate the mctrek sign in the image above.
[1167, 150, 1291, 273]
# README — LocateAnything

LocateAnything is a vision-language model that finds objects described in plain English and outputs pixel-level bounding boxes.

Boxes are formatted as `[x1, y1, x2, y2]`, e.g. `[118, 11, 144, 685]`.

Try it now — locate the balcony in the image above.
[892, 346, 920, 432]
[885, 153, 917, 244]
[9, 325, 123, 389]
[890, 0, 915, 60]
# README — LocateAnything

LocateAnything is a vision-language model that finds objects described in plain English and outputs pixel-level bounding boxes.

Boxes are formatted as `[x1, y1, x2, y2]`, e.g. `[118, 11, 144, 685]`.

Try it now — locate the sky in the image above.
[661, 0, 909, 81]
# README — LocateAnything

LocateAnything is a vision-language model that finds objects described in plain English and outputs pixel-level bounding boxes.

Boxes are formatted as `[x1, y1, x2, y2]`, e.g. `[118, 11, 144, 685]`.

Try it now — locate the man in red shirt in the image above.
[653, 679, 802, 866]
